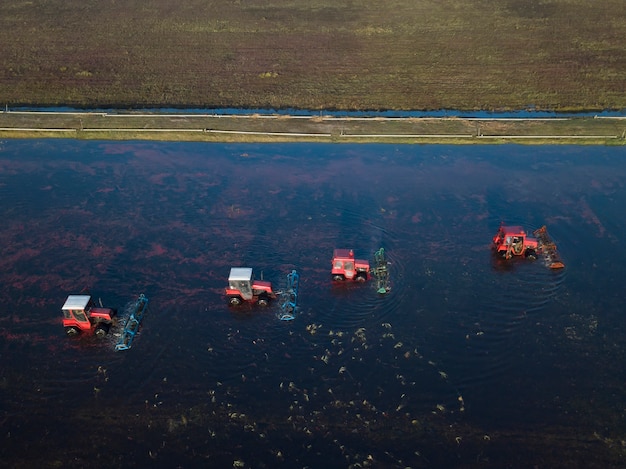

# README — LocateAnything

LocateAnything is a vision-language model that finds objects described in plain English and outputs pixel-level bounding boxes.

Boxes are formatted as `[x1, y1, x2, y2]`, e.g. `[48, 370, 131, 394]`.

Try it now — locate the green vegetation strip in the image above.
[0, 111, 624, 145]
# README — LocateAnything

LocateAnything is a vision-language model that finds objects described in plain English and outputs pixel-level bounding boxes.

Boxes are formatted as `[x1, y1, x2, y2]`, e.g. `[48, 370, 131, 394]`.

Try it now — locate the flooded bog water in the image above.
[1, 140, 625, 468]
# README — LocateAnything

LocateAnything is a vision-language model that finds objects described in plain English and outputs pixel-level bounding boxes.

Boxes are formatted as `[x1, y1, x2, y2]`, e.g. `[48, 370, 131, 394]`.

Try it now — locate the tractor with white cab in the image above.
[62, 294, 117, 338]
[225, 267, 276, 306]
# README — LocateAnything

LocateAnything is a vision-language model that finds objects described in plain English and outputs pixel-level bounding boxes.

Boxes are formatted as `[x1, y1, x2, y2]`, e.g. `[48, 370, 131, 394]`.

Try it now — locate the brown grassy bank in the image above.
[1, 0, 625, 111]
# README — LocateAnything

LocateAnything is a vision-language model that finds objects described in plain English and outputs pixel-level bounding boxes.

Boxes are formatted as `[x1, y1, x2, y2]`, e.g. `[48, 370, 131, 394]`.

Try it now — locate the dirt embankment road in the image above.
[0, 111, 625, 145]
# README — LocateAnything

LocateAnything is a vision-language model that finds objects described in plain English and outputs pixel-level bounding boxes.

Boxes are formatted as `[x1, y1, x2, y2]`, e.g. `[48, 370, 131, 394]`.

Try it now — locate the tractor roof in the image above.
[62, 294, 91, 310]
[229, 267, 253, 282]
[333, 249, 354, 259]
[502, 225, 526, 235]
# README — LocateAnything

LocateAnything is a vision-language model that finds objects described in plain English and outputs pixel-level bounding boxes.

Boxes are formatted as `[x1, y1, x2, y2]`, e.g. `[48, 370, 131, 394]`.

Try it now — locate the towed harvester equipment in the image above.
[533, 225, 565, 269]
[277, 270, 300, 321]
[115, 294, 149, 351]
[371, 248, 391, 294]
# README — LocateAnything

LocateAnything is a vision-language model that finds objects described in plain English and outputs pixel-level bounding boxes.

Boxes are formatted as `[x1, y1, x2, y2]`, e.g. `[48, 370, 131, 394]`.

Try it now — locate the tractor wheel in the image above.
[355, 273, 367, 282]
[228, 296, 242, 306]
[65, 326, 80, 337]
[94, 323, 110, 338]
[526, 249, 537, 260]
[332, 274, 345, 282]
[257, 297, 269, 307]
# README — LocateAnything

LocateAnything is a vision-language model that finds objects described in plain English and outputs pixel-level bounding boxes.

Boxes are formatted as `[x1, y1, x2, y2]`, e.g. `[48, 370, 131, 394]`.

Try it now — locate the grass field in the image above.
[1, 0, 625, 111]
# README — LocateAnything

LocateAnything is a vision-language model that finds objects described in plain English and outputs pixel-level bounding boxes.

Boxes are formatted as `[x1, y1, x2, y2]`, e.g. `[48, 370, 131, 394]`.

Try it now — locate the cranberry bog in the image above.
[2, 140, 626, 467]
[1, 0, 626, 111]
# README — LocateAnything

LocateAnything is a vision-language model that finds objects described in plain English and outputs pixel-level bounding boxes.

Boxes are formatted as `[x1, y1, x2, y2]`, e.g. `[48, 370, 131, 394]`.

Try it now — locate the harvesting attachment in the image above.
[371, 248, 391, 294]
[115, 294, 149, 351]
[533, 225, 565, 269]
[277, 270, 300, 321]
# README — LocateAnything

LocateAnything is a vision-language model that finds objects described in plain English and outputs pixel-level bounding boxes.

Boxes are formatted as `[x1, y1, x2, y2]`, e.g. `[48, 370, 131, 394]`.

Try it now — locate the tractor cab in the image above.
[62, 294, 116, 338]
[62, 295, 91, 330]
[493, 225, 538, 259]
[226, 267, 275, 306]
[331, 249, 370, 282]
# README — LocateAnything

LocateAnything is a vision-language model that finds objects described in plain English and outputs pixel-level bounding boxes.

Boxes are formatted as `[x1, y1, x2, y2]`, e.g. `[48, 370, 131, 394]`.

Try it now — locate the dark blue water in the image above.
[1, 140, 625, 468]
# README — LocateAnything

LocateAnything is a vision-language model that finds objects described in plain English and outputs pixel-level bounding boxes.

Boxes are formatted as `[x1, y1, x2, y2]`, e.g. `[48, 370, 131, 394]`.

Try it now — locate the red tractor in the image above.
[492, 224, 538, 260]
[225, 267, 276, 306]
[62, 294, 117, 338]
[331, 249, 370, 282]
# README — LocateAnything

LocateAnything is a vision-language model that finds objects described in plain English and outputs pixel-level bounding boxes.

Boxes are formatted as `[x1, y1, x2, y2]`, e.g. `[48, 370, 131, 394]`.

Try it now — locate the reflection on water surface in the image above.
[1, 140, 625, 468]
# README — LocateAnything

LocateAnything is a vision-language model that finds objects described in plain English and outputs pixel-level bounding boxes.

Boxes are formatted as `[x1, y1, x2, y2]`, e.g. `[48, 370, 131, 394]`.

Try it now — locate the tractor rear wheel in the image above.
[65, 326, 80, 337]
[228, 296, 242, 306]
[332, 274, 345, 282]
[94, 323, 110, 338]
